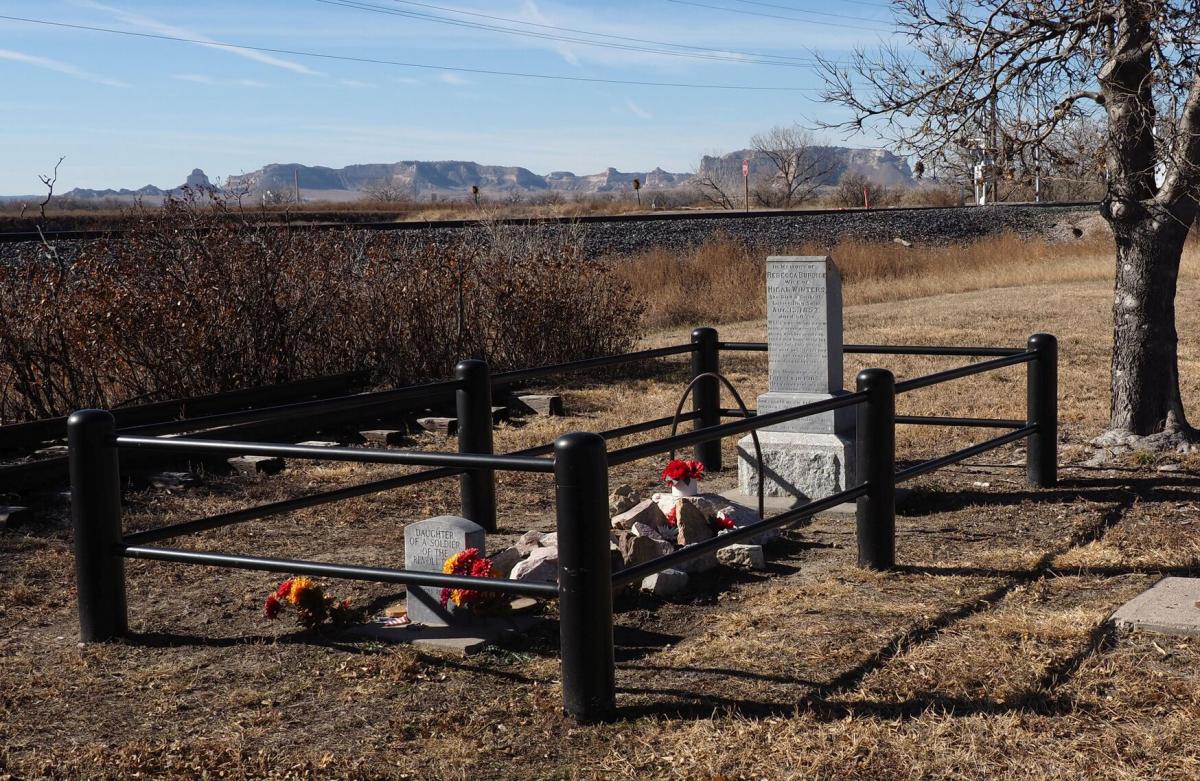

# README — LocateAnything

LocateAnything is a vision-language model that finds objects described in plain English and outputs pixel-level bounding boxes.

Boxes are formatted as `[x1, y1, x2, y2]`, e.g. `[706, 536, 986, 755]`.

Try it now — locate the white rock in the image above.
[540, 532, 557, 548]
[510, 546, 558, 582]
[717, 544, 767, 570]
[516, 530, 544, 556]
[612, 499, 667, 531]
[641, 569, 688, 597]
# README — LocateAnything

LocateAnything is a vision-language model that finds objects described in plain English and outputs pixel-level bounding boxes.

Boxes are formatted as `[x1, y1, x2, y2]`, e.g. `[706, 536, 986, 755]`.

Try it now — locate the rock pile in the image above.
[497, 484, 773, 596]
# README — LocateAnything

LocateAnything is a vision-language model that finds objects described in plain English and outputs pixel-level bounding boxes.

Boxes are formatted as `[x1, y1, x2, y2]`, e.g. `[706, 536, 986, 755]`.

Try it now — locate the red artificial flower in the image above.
[274, 579, 294, 600]
[662, 459, 704, 484]
[263, 594, 282, 619]
[665, 506, 678, 528]
[714, 515, 735, 530]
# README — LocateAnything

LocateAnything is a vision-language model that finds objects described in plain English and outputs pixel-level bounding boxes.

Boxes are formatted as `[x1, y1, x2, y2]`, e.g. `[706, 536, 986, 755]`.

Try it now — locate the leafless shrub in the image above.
[0, 193, 641, 422]
[832, 172, 900, 208]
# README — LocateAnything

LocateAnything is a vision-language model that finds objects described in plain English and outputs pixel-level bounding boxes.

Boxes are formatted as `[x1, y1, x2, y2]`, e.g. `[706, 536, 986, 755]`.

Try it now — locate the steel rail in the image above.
[119, 545, 559, 597]
[120, 411, 703, 546]
[719, 341, 1025, 357]
[119, 379, 462, 436]
[895, 425, 1037, 482]
[893, 352, 1034, 393]
[492, 343, 695, 383]
[607, 391, 867, 465]
[114, 436, 555, 472]
[894, 415, 1025, 428]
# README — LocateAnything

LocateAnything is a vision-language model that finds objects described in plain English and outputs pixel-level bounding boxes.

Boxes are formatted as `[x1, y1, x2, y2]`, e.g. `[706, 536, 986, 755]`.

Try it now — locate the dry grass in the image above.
[5, 235, 1200, 779]
[616, 228, 1156, 330]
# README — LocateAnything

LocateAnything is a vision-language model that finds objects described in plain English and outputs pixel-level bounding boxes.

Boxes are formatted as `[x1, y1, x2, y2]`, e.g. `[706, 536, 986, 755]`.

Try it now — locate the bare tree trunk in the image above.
[1106, 211, 1192, 436]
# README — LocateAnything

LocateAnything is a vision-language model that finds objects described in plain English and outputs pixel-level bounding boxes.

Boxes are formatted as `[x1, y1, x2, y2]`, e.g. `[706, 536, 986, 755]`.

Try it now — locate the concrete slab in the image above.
[344, 614, 541, 656]
[1111, 577, 1200, 637]
[718, 488, 856, 518]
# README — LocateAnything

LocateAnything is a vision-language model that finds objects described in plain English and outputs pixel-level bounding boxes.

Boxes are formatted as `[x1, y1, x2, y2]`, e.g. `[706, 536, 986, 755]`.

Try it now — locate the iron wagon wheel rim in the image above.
[667, 371, 764, 521]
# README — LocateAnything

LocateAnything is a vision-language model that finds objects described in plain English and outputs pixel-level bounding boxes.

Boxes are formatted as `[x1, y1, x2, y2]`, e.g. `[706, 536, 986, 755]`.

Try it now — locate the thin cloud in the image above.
[625, 99, 653, 120]
[173, 73, 268, 87]
[338, 78, 374, 88]
[76, 0, 321, 76]
[0, 47, 128, 87]
[521, 0, 579, 66]
[439, 72, 467, 86]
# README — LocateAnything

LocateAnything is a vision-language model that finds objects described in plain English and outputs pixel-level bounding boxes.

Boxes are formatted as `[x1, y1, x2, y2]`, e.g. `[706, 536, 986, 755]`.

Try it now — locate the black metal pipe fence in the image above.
[69, 330, 1058, 723]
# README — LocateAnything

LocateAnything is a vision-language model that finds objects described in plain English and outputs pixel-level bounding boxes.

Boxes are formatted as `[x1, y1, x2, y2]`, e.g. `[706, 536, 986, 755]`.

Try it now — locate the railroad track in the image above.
[0, 200, 1100, 244]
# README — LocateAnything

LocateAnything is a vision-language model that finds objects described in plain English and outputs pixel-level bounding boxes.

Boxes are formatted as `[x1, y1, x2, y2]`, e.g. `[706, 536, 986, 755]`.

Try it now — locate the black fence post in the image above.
[1027, 333, 1058, 488]
[68, 409, 127, 642]
[691, 327, 721, 471]
[855, 369, 896, 570]
[554, 431, 615, 723]
[456, 359, 497, 533]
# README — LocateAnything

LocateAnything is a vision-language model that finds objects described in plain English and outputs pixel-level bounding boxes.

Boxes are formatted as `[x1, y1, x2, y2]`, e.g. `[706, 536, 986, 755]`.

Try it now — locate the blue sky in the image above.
[0, 0, 896, 194]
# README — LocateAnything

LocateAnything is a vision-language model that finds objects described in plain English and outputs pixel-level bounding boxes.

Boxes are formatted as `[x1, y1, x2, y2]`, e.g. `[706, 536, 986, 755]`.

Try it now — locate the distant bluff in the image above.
[58, 147, 916, 202]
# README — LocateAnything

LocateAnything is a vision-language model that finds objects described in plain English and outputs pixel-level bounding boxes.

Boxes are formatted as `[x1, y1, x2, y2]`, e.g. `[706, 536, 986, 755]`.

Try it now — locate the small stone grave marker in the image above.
[404, 515, 485, 626]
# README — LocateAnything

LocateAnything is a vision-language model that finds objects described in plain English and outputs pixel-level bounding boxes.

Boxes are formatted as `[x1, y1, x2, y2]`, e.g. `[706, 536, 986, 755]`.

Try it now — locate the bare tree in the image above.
[832, 171, 898, 208]
[750, 124, 826, 207]
[363, 182, 409, 203]
[691, 154, 744, 210]
[821, 0, 1200, 447]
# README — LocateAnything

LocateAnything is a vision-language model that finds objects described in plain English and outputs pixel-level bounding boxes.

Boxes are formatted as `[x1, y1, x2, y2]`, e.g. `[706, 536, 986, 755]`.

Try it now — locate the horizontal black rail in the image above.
[894, 351, 1034, 393]
[120, 379, 463, 437]
[119, 545, 559, 598]
[717, 341, 767, 352]
[492, 343, 695, 384]
[719, 341, 1025, 357]
[120, 466, 461, 546]
[0, 370, 368, 450]
[613, 483, 869, 587]
[114, 436, 555, 472]
[894, 415, 1026, 428]
[607, 391, 867, 466]
[846, 344, 1026, 357]
[121, 411, 703, 547]
[895, 425, 1037, 482]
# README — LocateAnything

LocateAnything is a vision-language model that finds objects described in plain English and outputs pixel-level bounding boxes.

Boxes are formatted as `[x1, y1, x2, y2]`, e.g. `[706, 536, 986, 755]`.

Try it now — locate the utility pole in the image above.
[989, 52, 999, 204]
[742, 158, 750, 213]
[1033, 68, 1042, 203]
[293, 168, 301, 204]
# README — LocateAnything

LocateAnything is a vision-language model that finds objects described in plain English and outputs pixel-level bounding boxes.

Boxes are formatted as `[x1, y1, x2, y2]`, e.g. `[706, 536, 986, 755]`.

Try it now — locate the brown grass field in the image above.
[3, 234, 1200, 779]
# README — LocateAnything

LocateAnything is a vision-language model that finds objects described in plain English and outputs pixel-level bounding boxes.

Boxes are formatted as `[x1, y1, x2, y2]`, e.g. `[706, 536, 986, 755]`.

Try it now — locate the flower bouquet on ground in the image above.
[440, 548, 506, 615]
[264, 577, 358, 630]
[662, 459, 704, 497]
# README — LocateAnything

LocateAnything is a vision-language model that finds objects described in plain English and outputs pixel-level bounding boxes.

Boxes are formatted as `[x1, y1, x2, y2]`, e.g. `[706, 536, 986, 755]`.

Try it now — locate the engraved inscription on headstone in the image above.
[766, 257, 843, 395]
[757, 257, 850, 435]
[404, 515, 485, 626]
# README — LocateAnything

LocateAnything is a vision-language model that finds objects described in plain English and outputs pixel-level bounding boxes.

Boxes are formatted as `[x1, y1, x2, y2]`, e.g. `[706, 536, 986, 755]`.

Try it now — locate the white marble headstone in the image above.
[738, 255, 855, 501]
[404, 515, 485, 626]
[756, 256, 853, 434]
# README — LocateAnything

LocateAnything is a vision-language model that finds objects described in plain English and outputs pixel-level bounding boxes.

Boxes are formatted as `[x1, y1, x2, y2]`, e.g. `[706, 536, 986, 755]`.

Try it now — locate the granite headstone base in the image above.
[756, 391, 855, 434]
[736, 431, 854, 502]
